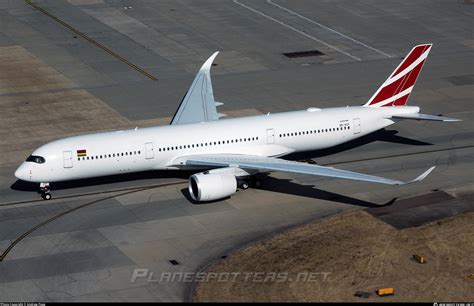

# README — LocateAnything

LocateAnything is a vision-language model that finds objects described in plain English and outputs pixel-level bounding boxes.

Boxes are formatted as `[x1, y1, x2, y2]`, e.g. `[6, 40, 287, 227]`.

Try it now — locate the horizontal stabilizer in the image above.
[389, 113, 461, 122]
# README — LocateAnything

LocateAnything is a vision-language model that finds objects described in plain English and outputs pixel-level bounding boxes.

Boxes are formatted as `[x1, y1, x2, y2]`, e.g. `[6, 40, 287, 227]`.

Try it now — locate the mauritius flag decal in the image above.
[77, 149, 87, 157]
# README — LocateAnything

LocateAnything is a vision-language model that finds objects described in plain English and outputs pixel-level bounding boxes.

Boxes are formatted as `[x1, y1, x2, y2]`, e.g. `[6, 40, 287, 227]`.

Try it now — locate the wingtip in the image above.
[202, 51, 220, 69]
[413, 166, 436, 183]
[209, 51, 220, 61]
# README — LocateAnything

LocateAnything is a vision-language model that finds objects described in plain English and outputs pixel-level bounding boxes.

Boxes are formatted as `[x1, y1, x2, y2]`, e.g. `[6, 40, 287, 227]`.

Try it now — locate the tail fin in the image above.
[364, 44, 432, 107]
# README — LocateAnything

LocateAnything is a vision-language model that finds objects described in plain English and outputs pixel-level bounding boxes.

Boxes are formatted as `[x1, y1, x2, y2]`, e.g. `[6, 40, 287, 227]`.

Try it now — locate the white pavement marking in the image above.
[233, 0, 362, 61]
[267, 0, 393, 59]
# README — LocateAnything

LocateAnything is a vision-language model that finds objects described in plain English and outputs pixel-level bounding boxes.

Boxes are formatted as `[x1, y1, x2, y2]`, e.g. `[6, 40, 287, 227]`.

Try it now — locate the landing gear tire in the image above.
[39, 182, 51, 200]
[42, 192, 52, 200]
[250, 177, 263, 188]
[241, 182, 249, 190]
[254, 179, 263, 188]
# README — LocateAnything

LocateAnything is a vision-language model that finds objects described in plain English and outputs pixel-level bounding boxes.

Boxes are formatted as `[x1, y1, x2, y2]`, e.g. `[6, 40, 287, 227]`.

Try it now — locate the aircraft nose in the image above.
[15, 163, 30, 181]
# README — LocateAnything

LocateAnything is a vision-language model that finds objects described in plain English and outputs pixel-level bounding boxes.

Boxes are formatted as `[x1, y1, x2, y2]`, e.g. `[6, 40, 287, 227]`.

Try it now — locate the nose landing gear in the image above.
[39, 182, 52, 200]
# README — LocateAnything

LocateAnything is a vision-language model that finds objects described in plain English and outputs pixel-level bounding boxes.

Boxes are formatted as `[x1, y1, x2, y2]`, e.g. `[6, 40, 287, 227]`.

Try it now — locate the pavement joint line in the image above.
[0, 180, 186, 262]
[233, 0, 362, 61]
[267, 0, 393, 58]
[24, 0, 158, 81]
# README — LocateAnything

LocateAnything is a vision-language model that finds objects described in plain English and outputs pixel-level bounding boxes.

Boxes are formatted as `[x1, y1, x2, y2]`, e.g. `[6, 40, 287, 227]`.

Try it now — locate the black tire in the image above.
[43, 193, 52, 200]
[250, 177, 263, 188]
[241, 182, 249, 189]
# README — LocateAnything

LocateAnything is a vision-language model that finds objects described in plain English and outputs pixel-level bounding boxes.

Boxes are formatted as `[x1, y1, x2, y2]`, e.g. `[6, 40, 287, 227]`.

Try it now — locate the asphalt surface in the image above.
[0, 0, 472, 302]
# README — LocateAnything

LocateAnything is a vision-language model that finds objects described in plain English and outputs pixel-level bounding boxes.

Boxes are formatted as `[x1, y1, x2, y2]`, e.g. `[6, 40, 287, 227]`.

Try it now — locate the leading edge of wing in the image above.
[173, 154, 435, 186]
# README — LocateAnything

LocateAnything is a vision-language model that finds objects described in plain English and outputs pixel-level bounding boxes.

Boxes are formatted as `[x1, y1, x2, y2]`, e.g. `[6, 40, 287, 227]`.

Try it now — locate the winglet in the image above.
[201, 51, 219, 71]
[401, 166, 436, 185]
[170, 52, 223, 125]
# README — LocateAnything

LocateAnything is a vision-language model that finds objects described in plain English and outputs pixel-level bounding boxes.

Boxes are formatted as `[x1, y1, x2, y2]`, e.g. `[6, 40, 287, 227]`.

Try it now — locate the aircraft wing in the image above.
[170, 52, 225, 125]
[172, 154, 435, 185]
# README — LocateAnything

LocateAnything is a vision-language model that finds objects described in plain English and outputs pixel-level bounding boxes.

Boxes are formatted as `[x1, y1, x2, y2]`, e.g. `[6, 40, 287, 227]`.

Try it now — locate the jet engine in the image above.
[188, 172, 237, 202]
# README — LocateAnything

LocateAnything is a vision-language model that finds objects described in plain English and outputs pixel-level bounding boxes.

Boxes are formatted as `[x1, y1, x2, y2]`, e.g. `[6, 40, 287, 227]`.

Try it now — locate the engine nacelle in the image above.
[188, 172, 237, 202]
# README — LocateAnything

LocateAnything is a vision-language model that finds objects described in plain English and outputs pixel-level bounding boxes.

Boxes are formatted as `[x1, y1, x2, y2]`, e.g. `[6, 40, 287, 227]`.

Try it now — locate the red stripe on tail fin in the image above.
[364, 44, 432, 107]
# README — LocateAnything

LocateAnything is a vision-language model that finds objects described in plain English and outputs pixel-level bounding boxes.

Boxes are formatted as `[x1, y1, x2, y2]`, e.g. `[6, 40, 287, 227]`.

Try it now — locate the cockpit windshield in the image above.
[26, 155, 45, 164]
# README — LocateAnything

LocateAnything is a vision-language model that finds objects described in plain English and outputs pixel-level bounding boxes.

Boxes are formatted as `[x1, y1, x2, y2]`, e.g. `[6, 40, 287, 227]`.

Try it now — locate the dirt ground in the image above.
[193, 210, 474, 302]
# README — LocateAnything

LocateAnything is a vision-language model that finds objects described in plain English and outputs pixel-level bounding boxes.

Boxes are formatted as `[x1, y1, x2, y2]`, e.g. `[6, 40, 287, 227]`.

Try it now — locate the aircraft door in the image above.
[266, 128, 275, 144]
[63, 151, 73, 168]
[145, 142, 154, 159]
[353, 118, 361, 134]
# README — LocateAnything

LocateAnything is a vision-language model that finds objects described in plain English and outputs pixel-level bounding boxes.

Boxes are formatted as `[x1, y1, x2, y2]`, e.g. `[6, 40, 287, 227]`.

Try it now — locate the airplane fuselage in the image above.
[14, 105, 419, 183]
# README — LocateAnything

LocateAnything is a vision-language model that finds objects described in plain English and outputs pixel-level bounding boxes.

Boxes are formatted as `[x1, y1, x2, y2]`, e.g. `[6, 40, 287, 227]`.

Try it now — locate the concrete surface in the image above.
[0, 0, 472, 302]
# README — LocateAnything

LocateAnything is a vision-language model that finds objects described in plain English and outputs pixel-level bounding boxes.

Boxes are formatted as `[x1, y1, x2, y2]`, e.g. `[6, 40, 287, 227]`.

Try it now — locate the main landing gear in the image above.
[39, 182, 52, 200]
[240, 176, 263, 190]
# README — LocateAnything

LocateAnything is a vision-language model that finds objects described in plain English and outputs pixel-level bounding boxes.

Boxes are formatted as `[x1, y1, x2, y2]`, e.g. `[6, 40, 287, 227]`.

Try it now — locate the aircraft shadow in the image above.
[10, 170, 198, 193]
[285, 128, 432, 160]
[181, 174, 394, 208]
[11, 169, 393, 207]
[257, 175, 395, 208]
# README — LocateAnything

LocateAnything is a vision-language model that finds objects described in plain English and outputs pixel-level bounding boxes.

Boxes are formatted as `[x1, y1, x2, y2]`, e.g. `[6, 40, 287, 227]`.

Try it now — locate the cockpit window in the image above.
[26, 155, 46, 164]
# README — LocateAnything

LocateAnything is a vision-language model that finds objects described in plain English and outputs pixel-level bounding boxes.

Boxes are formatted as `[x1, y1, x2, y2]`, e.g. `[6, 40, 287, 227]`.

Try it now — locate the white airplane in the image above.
[15, 44, 459, 201]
